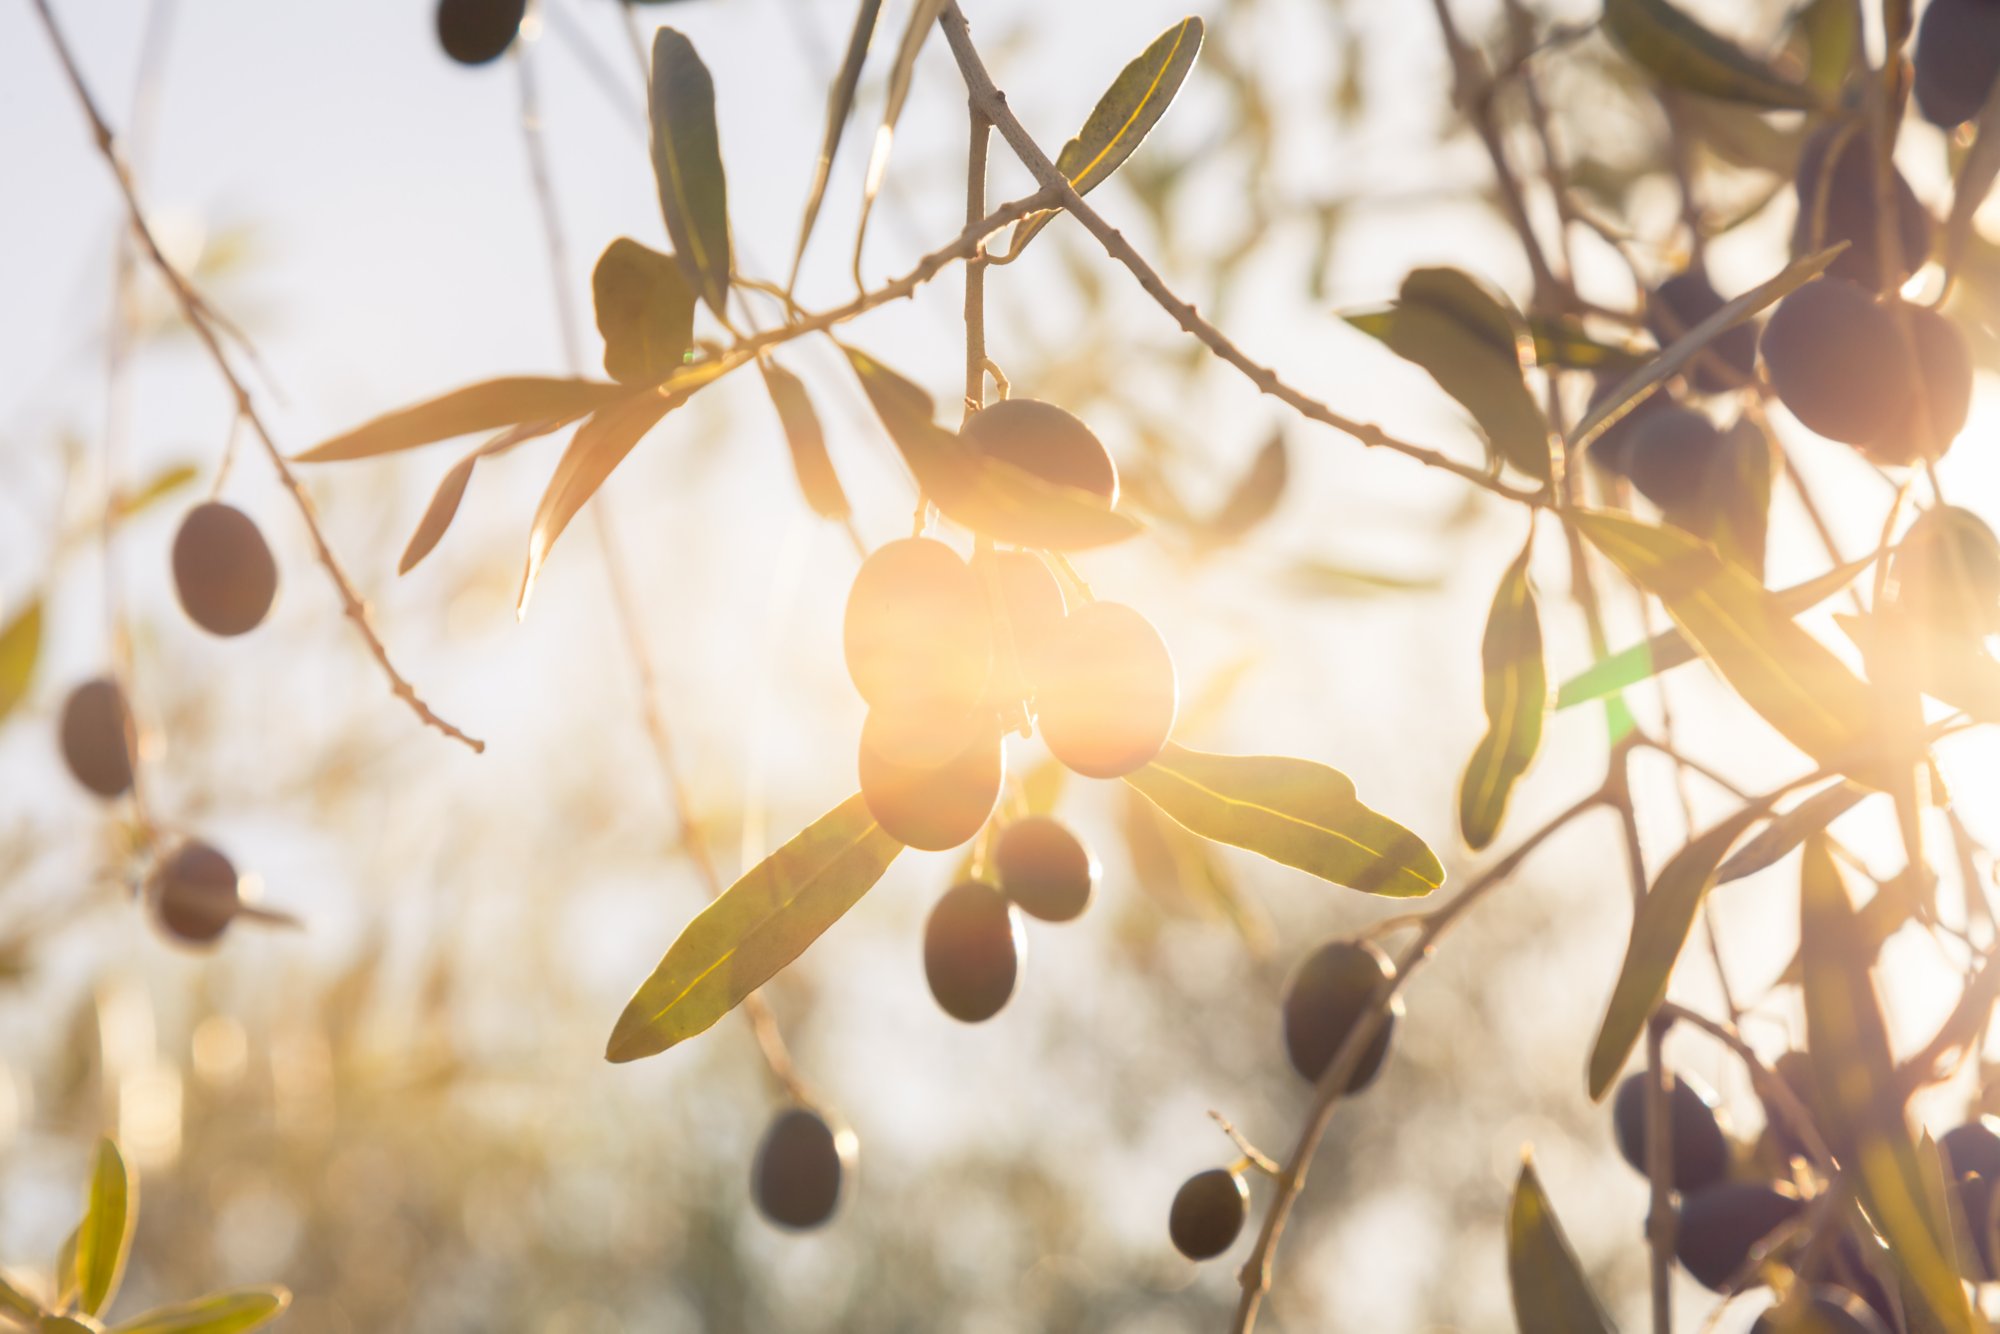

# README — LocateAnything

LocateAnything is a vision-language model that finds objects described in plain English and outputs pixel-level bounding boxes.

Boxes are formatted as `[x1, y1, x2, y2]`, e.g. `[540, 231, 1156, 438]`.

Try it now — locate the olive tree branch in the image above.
[30, 0, 485, 753]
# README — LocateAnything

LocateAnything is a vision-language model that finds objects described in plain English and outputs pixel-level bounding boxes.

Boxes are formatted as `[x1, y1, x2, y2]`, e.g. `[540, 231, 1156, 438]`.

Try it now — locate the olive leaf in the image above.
[1793, 0, 1858, 98]
[1603, 0, 1823, 111]
[1120, 785, 1272, 956]
[853, 0, 947, 276]
[1507, 1159, 1619, 1334]
[0, 599, 42, 725]
[1573, 512, 1890, 782]
[107, 1288, 292, 1334]
[74, 1136, 135, 1318]
[591, 237, 697, 385]
[1553, 556, 1870, 710]
[606, 794, 903, 1063]
[400, 418, 581, 576]
[1526, 315, 1648, 373]
[295, 377, 629, 463]
[1005, 17, 1205, 259]
[1344, 267, 1552, 481]
[1587, 802, 1770, 1100]
[649, 28, 733, 317]
[1197, 429, 1286, 549]
[844, 348, 1142, 550]
[1459, 545, 1544, 851]
[0, 1268, 40, 1323]
[1714, 780, 1871, 884]
[111, 461, 199, 519]
[516, 389, 677, 617]
[1800, 837, 1975, 1331]
[1125, 743, 1444, 898]
[787, 0, 881, 290]
[760, 360, 850, 520]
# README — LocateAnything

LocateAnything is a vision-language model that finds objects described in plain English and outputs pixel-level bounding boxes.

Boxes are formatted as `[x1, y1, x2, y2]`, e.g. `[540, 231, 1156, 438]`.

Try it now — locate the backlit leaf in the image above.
[1125, 743, 1444, 898]
[1794, 0, 1858, 98]
[1198, 430, 1286, 548]
[1006, 17, 1205, 258]
[1507, 1159, 1619, 1334]
[517, 388, 678, 616]
[0, 1268, 40, 1322]
[402, 418, 584, 576]
[787, 0, 882, 290]
[760, 361, 849, 520]
[853, 0, 948, 273]
[1603, 0, 1823, 110]
[1120, 786, 1271, 955]
[74, 1136, 134, 1317]
[1587, 803, 1769, 1100]
[111, 462, 199, 519]
[1573, 512, 1889, 781]
[1527, 315, 1648, 373]
[0, 600, 41, 725]
[845, 349, 1142, 550]
[1715, 781, 1871, 884]
[296, 377, 628, 463]
[591, 238, 697, 385]
[606, 794, 903, 1062]
[649, 28, 733, 317]
[107, 1288, 292, 1334]
[1459, 545, 1545, 851]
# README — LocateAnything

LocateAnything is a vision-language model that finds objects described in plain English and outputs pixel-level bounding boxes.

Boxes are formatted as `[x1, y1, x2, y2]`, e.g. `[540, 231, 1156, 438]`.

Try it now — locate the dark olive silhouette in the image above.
[960, 398, 1119, 502]
[1862, 303, 1972, 466]
[1610, 1071, 1731, 1192]
[1281, 938, 1399, 1091]
[1648, 271, 1757, 395]
[1916, 0, 2000, 128]
[843, 537, 992, 713]
[993, 816, 1097, 923]
[1761, 280, 1911, 447]
[1952, 1171, 2000, 1281]
[971, 547, 1067, 697]
[1749, 1287, 1891, 1334]
[1034, 602, 1177, 779]
[435, 0, 526, 66]
[1168, 1168, 1249, 1261]
[922, 881, 1022, 1023]
[751, 1106, 850, 1230]
[1585, 371, 1676, 480]
[1943, 1119, 2000, 1181]
[1890, 507, 2000, 639]
[172, 501, 277, 637]
[1674, 1181, 1804, 1291]
[147, 840, 241, 946]
[859, 711, 1003, 852]
[1622, 406, 1727, 517]
[59, 677, 135, 799]
[1792, 124, 1932, 292]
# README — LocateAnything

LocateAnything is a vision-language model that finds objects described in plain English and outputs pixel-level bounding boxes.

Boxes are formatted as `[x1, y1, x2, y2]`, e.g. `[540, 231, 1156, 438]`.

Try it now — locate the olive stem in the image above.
[1208, 1112, 1280, 1179]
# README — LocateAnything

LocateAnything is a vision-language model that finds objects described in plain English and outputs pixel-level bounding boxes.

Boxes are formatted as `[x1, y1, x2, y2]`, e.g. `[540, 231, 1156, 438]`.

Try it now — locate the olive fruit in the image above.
[1916, 0, 2000, 128]
[1648, 270, 1757, 395]
[859, 713, 1003, 852]
[1954, 1171, 1999, 1280]
[843, 538, 991, 713]
[435, 0, 526, 66]
[1792, 125, 1933, 292]
[1761, 280, 1911, 447]
[1281, 938, 1399, 1092]
[1621, 406, 1727, 517]
[1943, 1118, 2000, 1180]
[1034, 602, 1177, 779]
[145, 840, 241, 946]
[1609, 1071, 1731, 1192]
[960, 398, 1118, 502]
[1889, 508, 2000, 639]
[59, 677, 135, 799]
[971, 547, 1067, 697]
[1749, 1287, 1891, 1334]
[1862, 303, 1972, 466]
[993, 816, 1097, 923]
[1168, 1168, 1249, 1261]
[922, 881, 1023, 1023]
[1585, 371, 1675, 479]
[751, 1106, 852, 1229]
[1674, 1181, 1804, 1291]
[172, 501, 277, 637]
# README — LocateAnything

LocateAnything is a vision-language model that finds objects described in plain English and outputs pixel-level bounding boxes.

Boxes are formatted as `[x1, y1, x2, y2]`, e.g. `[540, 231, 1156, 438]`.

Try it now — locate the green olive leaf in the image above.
[1572, 512, 1892, 783]
[400, 418, 586, 577]
[606, 794, 903, 1063]
[0, 599, 42, 726]
[295, 377, 630, 463]
[0, 1267, 42, 1322]
[1587, 802, 1770, 1101]
[844, 348, 1142, 550]
[759, 361, 850, 521]
[1603, 0, 1823, 110]
[1793, 0, 1858, 98]
[1507, 1159, 1619, 1334]
[74, 1136, 135, 1318]
[591, 237, 697, 385]
[1714, 780, 1872, 885]
[1006, 17, 1205, 259]
[1125, 743, 1444, 898]
[1801, 836, 1975, 1331]
[649, 28, 733, 317]
[111, 462, 199, 519]
[853, 0, 947, 276]
[1526, 315, 1648, 373]
[106, 1288, 292, 1334]
[1344, 267, 1552, 481]
[1459, 545, 1545, 851]
[1119, 786, 1272, 956]
[787, 0, 882, 290]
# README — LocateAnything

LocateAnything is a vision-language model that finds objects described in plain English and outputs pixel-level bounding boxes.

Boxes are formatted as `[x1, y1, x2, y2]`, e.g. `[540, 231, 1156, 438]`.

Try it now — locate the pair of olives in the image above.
[436, 0, 526, 66]
[751, 1105, 855, 1230]
[921, 817, 1099, 1023]
[175, 501, 278, 636]
[1609, 1070, 1731, 1193]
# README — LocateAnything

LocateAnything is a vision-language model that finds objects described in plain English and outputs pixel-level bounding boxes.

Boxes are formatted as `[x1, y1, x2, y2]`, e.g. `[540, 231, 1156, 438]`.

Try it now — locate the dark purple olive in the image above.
[1610, 1071, 1731, 1193]
[59, 677, 135, 799]
[923, 882, 1022, 1023]
[435, 0, 526, 66]
[172, 501, 277, 637]
[752, 1107, 852, 1230]
[1281, 938, 1398, 1092]
[1168, 1168, 1248, 1261]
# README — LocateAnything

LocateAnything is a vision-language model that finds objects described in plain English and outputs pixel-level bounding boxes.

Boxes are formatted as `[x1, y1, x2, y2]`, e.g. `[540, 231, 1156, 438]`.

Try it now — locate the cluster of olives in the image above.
[923, 815, 1098, 1023]
[1168, 937, 1401, 1261]
[435, 0, 527, 67]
